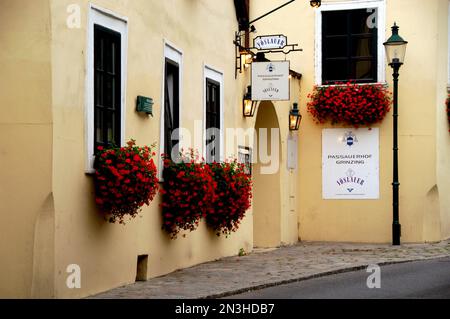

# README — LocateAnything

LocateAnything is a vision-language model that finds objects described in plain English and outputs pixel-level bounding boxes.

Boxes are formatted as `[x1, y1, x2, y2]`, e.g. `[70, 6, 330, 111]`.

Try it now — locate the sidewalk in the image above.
[91, 240, 450, 299]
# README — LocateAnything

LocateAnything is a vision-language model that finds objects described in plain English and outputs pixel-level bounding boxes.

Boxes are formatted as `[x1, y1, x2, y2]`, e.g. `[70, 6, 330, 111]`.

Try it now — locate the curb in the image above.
[201, 256, 449, 299]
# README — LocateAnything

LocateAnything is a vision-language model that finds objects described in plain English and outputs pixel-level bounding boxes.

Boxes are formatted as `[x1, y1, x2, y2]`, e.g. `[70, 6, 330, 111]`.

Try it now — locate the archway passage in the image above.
[253, 102, 282, 248]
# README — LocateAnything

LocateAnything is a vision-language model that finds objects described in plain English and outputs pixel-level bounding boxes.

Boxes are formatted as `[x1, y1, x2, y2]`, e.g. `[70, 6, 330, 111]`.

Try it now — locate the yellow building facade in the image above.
[0, 0, 449, 298]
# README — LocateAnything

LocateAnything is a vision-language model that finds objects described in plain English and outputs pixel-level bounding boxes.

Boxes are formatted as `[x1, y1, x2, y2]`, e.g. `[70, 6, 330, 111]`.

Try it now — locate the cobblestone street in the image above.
[91, 240, 450, 299]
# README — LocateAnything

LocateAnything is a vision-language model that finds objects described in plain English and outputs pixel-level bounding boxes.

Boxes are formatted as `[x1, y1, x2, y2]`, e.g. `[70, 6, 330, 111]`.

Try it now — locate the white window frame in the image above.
[203, 65, 225, 162]
[314, 0, 386, 86]
[85, 4, 128, 173]
[159, 40, 183, 178]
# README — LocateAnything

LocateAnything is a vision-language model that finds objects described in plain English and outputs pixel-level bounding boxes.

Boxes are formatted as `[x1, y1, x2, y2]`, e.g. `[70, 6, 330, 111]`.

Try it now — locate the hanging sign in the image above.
[254, 35, 288, 50]
[322, 128, 380, 200]
[251, 61, 290, 101]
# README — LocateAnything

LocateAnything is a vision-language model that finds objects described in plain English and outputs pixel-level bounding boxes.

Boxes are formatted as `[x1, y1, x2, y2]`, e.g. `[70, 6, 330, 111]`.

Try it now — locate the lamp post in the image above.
[383, 23, 408, 246]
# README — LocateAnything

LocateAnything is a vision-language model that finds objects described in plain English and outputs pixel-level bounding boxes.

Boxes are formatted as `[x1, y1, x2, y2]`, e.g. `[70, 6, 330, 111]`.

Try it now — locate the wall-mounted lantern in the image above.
[289, 103, 302, 131]
[310, 0, 322, 8]
[243, 86, 258, 118]
[136, 96, 154, 116]
[242, 52, 254, 69]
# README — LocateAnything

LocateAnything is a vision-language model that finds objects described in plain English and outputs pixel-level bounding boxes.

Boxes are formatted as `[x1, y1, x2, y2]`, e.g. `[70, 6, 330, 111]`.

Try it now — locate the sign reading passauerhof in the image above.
[254, 35, 288, 50]
[322, 128, 380, 200]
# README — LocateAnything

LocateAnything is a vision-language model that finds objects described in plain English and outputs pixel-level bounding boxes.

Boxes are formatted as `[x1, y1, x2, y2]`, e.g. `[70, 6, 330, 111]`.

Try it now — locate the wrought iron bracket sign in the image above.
[233, 0, 304, 78]
[234, 32, 302, 78]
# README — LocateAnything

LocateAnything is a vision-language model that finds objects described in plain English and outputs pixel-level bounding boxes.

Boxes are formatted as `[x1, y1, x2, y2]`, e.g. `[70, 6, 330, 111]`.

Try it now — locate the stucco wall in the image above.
[49, 0, 257, 298]
[251, 0, 449, 244]
[437, 0, 450, 240]
[2, 0, 449, 299]
[0, 0, 54, 298]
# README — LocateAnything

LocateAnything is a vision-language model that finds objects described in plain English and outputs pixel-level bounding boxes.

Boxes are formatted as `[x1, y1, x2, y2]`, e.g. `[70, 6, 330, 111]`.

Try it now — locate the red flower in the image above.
[94, 139, 159, 224]
[307, 82, 392, 127]
[206, 161, 252, 237]
[160, 150, 215, 239]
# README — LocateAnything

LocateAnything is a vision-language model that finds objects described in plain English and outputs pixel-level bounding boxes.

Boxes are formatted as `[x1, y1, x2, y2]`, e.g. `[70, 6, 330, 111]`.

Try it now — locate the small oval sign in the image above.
[254, 35, 288, 50]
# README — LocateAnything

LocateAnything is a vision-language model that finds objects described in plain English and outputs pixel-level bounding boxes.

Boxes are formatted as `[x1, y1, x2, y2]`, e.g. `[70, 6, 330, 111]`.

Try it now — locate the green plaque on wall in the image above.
[136, 96, 154, 116]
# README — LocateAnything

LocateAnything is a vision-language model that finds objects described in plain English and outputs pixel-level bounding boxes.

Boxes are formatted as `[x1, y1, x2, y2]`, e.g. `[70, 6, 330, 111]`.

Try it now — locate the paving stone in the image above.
[89, 240, 450, 299]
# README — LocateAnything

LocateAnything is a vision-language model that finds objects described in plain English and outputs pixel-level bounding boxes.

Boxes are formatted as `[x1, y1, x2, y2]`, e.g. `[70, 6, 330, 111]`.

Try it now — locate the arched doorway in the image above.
[253, 102, 282, 248]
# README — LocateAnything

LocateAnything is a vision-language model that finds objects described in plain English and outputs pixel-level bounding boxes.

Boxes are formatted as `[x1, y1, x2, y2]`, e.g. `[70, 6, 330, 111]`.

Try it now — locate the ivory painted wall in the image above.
[0, 0, 301, 299]
[0, 0, 54, 298]
[1, 0, 449, 299]
[49, 0, 255, 298]
[251, 0, 450, 243]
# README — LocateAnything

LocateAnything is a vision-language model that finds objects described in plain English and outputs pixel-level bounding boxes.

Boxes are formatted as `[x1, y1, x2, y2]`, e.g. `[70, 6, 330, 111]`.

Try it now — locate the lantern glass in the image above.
[243, 86, 257, 117]
[289, 103, 302, 131]
[384, 23, 408, 65]
[289, 115, 297, 130]
[385, 42, 407, 64]
[243, 98, 254, 117]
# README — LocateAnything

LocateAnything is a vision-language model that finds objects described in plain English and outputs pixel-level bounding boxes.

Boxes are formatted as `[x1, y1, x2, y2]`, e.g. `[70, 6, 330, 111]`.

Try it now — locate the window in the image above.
[203, 66, 224, 164]
[164, 59, 180, 160]
[205, 79, 221, 163]
[315, 0, 386, 85]
[94, 25, 121, 150]
[322, 9, 377, 84]
[86, 5, 127, 173]
[160, 42, 182, 172]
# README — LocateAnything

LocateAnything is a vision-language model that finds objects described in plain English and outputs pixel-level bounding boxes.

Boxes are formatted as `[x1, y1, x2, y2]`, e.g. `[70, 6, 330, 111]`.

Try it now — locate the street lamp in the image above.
[384, 23, 408, 246]
[289, 103, 302, 131]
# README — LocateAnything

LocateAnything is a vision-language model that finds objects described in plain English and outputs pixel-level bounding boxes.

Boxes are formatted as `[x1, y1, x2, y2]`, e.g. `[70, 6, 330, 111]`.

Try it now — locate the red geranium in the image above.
[160, 150, 216, 239]
[307, 82, 392, 127]
[206, 161, 253, 237]
[94, 140, 159, 224]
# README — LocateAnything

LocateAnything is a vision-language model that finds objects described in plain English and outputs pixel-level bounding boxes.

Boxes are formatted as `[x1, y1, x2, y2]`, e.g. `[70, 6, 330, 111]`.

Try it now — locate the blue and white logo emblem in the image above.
[343, 131, 358, 147]
[266, 63, 276, 73]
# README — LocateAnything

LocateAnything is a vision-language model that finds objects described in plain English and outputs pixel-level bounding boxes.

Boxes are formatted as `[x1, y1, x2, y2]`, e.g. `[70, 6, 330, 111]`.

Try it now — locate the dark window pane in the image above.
[94, 25, 121, 151]
[323, 11, 348, 35]
[352, 59, 374, 80]
[106, 111, 115, 144]
[323, 59, 348, 83]
[164, 60, 180, 159]
[95, 108, 103, 144]
[350, 9, 373, 34]
[351, 36, 374, 57]
[205, 79, 220, 163]
[324, 36, 348, 58]
[104, 75, 113, 108]
[322, 9, 377, 83]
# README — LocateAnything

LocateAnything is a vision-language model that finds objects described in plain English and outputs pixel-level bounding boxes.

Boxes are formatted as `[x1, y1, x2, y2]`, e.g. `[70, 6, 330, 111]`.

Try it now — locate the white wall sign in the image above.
[254, 35, 288, 50]
[287, 134, 298, 170]
[322, 128, 379, 200]
[251, 61, 290, 101]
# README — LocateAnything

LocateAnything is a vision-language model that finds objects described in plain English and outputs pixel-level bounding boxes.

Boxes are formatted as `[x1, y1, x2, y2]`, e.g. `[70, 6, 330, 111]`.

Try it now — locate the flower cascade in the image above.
[307, 82, 392, 127]
[160, 151, 216, 239]
[207, 161, 253, 237]
[94, 140, 159, 224]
